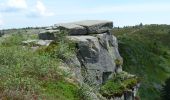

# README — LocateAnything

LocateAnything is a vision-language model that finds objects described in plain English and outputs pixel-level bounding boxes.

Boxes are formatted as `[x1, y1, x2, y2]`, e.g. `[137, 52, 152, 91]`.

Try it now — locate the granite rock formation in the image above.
[38, 20, 139, 100]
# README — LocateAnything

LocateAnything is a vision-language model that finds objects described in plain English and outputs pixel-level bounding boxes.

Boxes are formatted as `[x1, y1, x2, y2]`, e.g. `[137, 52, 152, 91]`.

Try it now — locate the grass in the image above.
[100, 71, 139, 99]
[113, 24, 170, 100]
[0, 33, 80, 100]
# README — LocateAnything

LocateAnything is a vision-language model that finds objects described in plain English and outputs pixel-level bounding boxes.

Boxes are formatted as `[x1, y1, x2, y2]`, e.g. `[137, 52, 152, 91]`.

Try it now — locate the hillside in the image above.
[113, 24, 170, 100]
[1, 23, 169, 100]
[0, 20, 140, 100]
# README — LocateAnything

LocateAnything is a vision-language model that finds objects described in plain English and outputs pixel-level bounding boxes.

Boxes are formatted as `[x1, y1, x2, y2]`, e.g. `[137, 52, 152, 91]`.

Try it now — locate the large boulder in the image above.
[55, 23, 87, 35]
[68, 33, 122, 86]
[75, 20, 113, 34]
[38, 20, 122, 86]
[39, 20, 113, 40]
[55, 20, 113, 35]
[38, 30, 59, 40]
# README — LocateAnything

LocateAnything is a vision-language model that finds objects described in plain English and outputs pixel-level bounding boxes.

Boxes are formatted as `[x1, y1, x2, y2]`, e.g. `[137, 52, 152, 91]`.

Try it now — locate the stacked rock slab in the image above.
[39, 20, 123, 86]
[39, 20, 114, 39]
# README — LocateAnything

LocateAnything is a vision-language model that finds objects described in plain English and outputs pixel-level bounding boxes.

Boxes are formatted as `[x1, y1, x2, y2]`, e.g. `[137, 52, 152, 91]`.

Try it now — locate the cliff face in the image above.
[69, 33, 123, 85]
[38, 20, 139, 100]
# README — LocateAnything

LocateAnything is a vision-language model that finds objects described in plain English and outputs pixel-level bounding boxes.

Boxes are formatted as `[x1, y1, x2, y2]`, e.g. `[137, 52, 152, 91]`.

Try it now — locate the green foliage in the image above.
[1, 33, 25, 46]
[113, 24, 170, 100]
[38, 31, 76, 60]
[0, 33, 80, 99]
[115, 58, 123, 66]
[41, 81, 80, 100]
[77, 84, 95, 100]
[100, 72, 139, 99]
[100, 80, 125, 98]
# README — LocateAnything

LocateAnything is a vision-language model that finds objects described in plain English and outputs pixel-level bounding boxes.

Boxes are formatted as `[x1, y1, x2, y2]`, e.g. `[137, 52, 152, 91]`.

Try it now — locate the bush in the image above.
[112, 25, 170, 100]
[100, 72, 139, 98]
[37, 31, 76, 60]
[0, 33, 80, 99]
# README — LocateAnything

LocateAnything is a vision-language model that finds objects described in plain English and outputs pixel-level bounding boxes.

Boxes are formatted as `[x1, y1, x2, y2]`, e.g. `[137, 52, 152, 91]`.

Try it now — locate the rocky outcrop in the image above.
[39, 20, 121, 85]
[37, 20, 139, 100]
[68, 33, 122, 86]
[39, 20, 113, 39]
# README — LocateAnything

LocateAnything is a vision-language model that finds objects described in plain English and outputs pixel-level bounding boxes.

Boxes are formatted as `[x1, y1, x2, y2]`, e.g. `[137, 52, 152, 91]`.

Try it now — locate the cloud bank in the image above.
[0, 0, 54, 17]
[36, 0, 54, 16]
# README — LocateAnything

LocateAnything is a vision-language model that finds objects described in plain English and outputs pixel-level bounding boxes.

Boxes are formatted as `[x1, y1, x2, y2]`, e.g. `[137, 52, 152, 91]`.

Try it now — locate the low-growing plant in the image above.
[115, 58, 123, 66]
[100, 72, 139, 98]
[37, 31, 76, 60]
[0, 33, 80, 99]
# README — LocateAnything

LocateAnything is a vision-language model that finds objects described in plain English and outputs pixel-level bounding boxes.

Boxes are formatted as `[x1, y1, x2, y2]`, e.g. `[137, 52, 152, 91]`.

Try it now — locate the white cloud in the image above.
[0, 0, 54, 18]
[7, 0, 27, 9]
[0, 0, 28, 12]
[35, 0, 54, 17]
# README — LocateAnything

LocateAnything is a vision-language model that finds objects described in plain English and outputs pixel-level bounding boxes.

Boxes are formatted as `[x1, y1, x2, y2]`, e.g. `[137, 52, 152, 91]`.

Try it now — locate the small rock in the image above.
[38, 30, 59, 40]
[22, 40, 53, 46]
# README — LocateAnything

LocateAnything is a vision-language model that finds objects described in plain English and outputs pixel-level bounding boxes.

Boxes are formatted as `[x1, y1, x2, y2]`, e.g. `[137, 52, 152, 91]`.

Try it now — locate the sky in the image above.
[0, 0, 170, 29]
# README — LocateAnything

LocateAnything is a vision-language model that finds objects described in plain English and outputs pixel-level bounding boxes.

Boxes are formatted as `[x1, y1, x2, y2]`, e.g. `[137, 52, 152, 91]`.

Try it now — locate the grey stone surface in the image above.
[55, 23, 87, 35]
[38, 20, 113, 40]
[68, 33, 122, 86]
[54, 20, 113, 35]
[38, 30, 59, 40]
[22, 40, 52, 46]
[75, 20, 113, 34]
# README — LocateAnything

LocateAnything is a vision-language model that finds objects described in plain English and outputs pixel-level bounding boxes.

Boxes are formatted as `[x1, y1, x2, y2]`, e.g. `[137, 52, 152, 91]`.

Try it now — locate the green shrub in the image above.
[100, 80, 125, 98]
[115, 58, 123, 67]
[37, 31, 76, 60]
[0, 33, 80, 99]
[100, 72, 139, 98]
[112, 25, 170, 100]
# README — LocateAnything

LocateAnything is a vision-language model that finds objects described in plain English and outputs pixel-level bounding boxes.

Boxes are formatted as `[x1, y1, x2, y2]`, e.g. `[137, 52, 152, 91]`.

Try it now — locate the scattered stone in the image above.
[22, 40, 52, 46]
[38, 30, 59, 40]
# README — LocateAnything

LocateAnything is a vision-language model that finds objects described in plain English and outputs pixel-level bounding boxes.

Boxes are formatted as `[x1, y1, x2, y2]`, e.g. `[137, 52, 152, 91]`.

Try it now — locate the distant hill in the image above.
[113, 24, 170, 100]
[0, 27, 45, 36]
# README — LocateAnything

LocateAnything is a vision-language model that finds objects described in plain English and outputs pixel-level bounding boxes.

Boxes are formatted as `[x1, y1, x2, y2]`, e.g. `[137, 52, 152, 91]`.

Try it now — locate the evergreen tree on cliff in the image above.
[161, 77, 170, 100]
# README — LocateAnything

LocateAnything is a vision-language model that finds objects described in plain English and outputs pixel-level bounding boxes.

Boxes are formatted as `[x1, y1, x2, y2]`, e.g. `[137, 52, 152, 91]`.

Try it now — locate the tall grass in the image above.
[0, 33, 80, 100]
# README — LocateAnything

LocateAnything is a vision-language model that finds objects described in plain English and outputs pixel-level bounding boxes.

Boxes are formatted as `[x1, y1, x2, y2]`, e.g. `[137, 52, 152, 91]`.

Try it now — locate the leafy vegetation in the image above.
[100, 71, 139, 99]
[38, 31, 76, 60]
[113, 24, 170, 100]
[0, 33, 80, 100]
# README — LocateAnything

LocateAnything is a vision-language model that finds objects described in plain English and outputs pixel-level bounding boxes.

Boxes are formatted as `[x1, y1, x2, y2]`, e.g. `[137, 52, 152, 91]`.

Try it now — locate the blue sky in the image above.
[0, 0, 170, 29]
